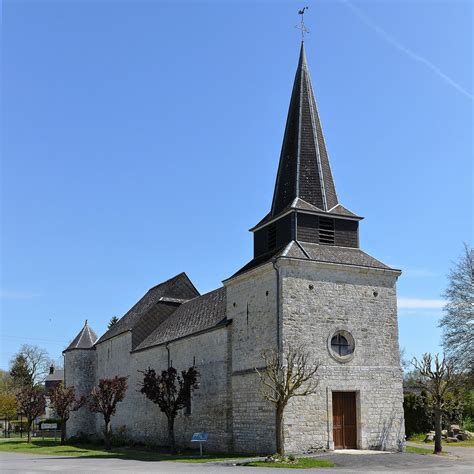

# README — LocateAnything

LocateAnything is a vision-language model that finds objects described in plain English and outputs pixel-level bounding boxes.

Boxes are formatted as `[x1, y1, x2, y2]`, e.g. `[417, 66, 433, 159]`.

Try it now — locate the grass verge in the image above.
[246, 458, 335, 469]
[0, 439, 250, 463]
[407, 433, 474, 448]
[405, 445, 434, 455]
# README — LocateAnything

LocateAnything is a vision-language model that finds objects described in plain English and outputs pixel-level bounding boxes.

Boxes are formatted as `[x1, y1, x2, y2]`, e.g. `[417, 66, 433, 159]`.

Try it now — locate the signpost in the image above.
[191, 432, 208, 457]
[41, 423, 57, 430]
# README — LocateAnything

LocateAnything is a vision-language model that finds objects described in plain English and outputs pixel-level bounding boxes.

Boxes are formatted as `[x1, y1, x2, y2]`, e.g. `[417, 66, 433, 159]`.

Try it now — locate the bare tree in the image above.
[10, 345, 52, 387]
[256, 345, 320, 455]
[412, 353, 461, 454]
[439, 244, 473, 373]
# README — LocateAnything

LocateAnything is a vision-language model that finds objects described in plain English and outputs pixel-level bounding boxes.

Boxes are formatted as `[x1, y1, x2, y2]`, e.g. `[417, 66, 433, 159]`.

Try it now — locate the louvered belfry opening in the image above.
[251, 42, 362, 258]
[318, 217, 335, 245]
[267, 224, 277, 250]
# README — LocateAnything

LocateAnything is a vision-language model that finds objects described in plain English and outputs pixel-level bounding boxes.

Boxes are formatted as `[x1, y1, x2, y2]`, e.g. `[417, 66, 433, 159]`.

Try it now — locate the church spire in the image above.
[271, 42, 338, 215]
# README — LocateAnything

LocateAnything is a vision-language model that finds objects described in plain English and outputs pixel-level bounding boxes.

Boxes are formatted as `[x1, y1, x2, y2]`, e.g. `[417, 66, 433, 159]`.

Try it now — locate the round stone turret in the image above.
[63, 320, 98, 438]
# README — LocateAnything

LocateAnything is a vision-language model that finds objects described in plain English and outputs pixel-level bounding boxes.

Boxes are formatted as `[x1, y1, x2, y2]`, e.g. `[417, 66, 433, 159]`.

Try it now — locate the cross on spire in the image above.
[296, 6, 309, 42]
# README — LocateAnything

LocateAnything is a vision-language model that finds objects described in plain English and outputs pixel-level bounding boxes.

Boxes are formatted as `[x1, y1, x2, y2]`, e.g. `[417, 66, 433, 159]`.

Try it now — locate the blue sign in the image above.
[191, 432, 208, 442]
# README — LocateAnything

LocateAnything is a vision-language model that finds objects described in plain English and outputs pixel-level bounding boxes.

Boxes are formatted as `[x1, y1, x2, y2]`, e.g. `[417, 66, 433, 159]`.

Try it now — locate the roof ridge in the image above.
[147, 272, 195, 292]
[295, 240, 311, 258]
[178, 286, 224, 306]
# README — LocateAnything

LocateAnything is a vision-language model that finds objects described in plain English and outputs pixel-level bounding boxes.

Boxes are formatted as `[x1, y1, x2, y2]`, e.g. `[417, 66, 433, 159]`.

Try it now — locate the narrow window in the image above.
[319, 217, 335, 245]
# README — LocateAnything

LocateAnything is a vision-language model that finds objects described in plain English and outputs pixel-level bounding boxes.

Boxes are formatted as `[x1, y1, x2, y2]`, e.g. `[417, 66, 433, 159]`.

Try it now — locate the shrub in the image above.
[461, 416, 474, 432]
[403, 392, 432, 437]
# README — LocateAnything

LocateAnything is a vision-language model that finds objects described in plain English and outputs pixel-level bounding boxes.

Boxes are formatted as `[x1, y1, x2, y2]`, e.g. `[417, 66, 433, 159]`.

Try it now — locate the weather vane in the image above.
[296, 6, 310, 42]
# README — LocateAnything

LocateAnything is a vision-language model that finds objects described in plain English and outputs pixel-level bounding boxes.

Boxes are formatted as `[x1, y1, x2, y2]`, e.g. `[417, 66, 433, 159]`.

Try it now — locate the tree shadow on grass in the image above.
[0, 440, 249, 463]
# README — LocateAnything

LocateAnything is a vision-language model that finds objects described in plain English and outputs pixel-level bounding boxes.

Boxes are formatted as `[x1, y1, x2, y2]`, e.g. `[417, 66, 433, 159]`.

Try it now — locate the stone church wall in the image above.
[226, 264, 279, 454]
[279, 259, 405, 452]
[93, 326, 233, 452]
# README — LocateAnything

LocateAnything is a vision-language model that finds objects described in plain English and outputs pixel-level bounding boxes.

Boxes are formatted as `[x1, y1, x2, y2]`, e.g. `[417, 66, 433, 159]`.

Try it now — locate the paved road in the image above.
[0, 450, 472, 473]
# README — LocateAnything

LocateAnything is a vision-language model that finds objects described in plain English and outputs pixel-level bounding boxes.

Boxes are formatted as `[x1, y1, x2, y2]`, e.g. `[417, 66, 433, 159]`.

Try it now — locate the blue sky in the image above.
[1, 0, 472, 370]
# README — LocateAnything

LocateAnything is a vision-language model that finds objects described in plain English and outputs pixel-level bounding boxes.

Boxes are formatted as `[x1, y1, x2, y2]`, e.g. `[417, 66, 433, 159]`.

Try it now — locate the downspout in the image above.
[272, 259, 282, 353]
[166, 343, 171, 368]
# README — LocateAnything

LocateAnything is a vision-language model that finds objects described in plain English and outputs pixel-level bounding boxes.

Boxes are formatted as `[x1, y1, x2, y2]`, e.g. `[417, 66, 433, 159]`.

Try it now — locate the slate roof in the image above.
[328, 204, 361, 219]
[251, 198, 361, 231]
[64, 321, 98, 352]
[96, 272, 199, 344]
[230, 246, 286, 277]
[134, 287, 227, 351]
[271, 42, 338, 215]
[45, 369, 64, 382]
[299, 242, 393, 270]
[229, 240, 396, 279]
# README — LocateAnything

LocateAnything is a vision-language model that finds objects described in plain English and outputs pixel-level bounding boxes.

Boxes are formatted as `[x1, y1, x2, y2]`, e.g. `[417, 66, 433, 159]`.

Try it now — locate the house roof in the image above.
[229, 240, 396, 279]
[271, 42, 338, 216]
[134, 287, 227, 351]
[96, 272, 200, 344]
[45, 369, 64, 382]
[64, 321, 98, 352]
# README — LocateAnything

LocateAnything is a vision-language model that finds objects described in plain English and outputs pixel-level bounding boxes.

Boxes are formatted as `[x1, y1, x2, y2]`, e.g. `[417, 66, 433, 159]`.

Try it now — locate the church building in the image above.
[64, 42, 405, 454]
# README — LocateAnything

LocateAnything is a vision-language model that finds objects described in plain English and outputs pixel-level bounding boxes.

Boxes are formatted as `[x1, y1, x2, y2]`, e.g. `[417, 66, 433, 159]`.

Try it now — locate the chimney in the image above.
[49, 364, 54, 375]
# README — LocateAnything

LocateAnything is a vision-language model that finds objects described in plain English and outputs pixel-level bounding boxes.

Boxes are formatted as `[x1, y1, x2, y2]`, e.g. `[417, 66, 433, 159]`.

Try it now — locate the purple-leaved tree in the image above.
[140, 366, 199, 454]
[16, 386, 46, 442]
[84, 376, 128, 450]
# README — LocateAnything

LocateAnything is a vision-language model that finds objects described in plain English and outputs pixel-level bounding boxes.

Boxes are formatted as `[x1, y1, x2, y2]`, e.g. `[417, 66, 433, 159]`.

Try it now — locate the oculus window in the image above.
[328, 330, 355, 362]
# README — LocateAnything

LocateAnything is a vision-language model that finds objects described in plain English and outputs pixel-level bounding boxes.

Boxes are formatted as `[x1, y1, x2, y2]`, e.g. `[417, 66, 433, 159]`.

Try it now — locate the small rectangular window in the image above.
[319, 217, 335, 245]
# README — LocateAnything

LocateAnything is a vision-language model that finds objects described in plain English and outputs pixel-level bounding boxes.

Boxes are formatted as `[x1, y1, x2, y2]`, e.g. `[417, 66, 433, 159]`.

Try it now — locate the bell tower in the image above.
[251, 43, 362, 258]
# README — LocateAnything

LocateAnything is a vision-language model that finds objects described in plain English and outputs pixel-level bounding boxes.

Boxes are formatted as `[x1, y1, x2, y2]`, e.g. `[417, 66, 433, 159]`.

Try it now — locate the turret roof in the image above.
[64, 320, 98, 352]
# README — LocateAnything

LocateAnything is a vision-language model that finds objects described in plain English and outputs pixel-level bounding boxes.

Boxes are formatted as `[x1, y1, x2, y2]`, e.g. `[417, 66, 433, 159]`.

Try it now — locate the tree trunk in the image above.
[27, 420, 32, 443]
[433, 409, 442, 455]
[275, 404, 284, 456]
[104, 418, 112, 451]
[167, 416, 176, 454]
[61, 420, 66, 445]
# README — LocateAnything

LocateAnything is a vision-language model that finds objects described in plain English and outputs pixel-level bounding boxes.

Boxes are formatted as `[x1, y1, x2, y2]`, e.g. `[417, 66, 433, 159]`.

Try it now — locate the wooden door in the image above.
[332, 392, 357, 449]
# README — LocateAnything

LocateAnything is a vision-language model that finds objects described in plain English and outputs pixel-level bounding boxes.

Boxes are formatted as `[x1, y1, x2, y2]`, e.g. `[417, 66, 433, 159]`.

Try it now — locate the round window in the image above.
[328, 330, 355, 362]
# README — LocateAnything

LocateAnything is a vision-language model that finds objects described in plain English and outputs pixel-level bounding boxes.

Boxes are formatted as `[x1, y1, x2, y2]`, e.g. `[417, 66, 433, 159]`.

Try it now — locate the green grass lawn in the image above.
[408, 433, 474, 448]
[0, 438, 251, 463]
[405, 445, 435, 455]
[246, 458, 335, 469]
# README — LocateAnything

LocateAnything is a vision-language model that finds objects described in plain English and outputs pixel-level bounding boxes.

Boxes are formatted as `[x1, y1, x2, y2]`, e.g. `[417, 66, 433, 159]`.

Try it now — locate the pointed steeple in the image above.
[250, 43, 362, 259]
[64, 320, 98, 352]
[271, 42, 338, 215]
